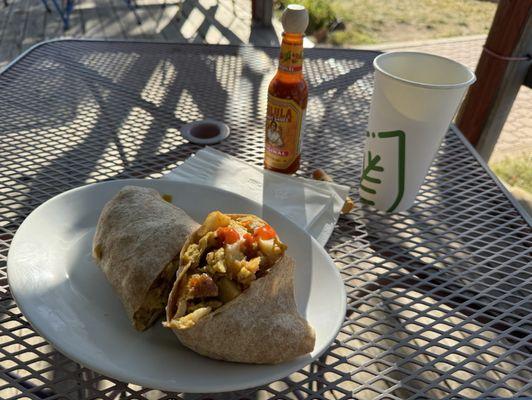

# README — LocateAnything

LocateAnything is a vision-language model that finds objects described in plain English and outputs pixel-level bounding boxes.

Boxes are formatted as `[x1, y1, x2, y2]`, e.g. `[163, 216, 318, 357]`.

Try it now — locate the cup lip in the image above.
[373, 51, 476, 90]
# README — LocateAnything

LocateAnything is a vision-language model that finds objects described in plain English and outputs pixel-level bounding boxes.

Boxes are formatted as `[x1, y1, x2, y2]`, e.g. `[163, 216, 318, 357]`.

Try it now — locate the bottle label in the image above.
[279, 42, 303, 73]
[264, 95, 305, 170]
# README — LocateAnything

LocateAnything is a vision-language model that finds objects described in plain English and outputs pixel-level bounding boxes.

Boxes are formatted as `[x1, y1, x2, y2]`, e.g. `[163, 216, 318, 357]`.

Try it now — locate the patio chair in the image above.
[41, 0, 143, 30]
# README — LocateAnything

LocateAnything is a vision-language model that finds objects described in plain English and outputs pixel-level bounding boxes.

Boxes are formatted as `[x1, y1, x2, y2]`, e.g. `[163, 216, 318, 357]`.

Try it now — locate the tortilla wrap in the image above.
[165, 212, 315, 364]
[92, 185, 199, 331]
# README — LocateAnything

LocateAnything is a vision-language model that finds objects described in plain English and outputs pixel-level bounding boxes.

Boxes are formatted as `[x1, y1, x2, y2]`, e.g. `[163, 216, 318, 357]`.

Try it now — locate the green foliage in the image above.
[329, 30, 376, 45]
[490, 154, 532, 193]
[278, 0, 336, 33]
[322, 0, 496, 46]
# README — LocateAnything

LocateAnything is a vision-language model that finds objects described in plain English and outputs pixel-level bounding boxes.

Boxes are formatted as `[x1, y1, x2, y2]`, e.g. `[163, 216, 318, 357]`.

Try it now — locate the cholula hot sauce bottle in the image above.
[264, 5, 309, 174]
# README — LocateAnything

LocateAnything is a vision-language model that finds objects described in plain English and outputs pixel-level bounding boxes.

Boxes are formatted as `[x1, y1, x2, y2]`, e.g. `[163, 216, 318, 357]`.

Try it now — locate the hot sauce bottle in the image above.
[264, 5, 309, 174]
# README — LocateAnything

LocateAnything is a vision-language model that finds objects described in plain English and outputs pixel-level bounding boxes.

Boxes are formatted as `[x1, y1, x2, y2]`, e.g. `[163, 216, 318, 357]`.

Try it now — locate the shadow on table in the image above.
[1, 41, 378, 399]
[340, 130, 532, 396]
[2, 42, 231, 200]
[357, 130, 531, 343]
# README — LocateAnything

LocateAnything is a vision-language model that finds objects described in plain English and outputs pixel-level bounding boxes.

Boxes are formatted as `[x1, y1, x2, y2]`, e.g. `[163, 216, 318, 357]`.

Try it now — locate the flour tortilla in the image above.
[165, 215, 315, 364]
[92, 185, 199, 331]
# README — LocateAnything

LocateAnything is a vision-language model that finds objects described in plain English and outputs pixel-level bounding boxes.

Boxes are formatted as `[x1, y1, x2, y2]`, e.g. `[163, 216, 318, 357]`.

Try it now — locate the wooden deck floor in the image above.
[0, 0, 280, 68]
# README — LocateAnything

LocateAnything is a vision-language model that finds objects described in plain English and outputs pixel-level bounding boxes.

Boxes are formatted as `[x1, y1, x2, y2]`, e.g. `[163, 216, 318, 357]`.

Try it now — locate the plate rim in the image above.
[7, 178, 347, 393]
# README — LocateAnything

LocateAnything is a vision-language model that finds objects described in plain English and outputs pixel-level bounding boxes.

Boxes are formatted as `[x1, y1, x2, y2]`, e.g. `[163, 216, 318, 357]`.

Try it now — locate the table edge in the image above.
[451, 124, 532, 226]
[0, 38, 382, 76]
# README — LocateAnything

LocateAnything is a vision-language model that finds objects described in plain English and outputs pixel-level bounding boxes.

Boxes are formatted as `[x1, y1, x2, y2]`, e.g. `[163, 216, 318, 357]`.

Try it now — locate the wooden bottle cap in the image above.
[281, 4, 309, 34]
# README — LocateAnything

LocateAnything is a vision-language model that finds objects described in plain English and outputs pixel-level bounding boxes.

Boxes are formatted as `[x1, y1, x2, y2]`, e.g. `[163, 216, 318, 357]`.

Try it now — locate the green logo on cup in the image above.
[361, 130, 405, 212]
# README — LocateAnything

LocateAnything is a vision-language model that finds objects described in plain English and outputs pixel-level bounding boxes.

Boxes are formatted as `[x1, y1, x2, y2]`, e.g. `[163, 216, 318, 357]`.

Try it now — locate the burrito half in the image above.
[92, 185, 199, 331]
[165, 211, 315, 363]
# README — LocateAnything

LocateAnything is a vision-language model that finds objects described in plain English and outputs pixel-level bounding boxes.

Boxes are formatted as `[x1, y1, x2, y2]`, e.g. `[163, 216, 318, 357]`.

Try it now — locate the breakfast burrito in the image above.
[165, 211, 315, 364]
[92, 185, 199, 331]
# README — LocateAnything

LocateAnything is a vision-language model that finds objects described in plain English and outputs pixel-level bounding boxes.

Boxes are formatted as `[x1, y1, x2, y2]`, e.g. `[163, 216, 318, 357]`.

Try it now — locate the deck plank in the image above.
[93, 0, 118, 38]
[67, 2, 85, 37]
[0, 0, 278, 75]
[16, 0, 32, 53]
[20, 1, 46, 51]
[137, 0, 182, 41]
[142, 1, 169, 40]
[112, 1, 146, 39]
[0, 1, 15, 45]
[105, 0, 130, 38]
[161, 4, 185, 42]
[0, 0, 16, 66]
[81, 0, 106, 38]
[14, 0, 31, 50]
[43, 11, 63, 41]
[132, 2, 165, 40]
[4, 0, 29, 62]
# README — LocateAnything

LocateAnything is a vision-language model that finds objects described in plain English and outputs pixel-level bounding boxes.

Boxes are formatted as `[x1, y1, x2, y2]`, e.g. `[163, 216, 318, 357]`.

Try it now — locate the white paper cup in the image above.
[360, 52, 476, 212]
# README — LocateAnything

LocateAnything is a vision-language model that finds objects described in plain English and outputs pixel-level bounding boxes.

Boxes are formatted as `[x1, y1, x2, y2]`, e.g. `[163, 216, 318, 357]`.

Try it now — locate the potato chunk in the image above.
[197, 211, 231, 237]
[218, 277, 241, 303]
[236, 257, 261, 285]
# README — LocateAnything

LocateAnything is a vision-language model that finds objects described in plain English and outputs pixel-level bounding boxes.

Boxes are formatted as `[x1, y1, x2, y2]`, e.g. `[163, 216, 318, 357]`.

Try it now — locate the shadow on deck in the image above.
[0, 0, 280, 68]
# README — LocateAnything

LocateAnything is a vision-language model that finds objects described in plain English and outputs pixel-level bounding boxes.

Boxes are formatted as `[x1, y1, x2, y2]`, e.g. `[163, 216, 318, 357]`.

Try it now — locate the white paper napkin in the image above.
[163, 147, 350, 245]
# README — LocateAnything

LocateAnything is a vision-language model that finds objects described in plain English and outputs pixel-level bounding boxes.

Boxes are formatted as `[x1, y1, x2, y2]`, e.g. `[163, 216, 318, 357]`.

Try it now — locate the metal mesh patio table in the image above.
[0, 40, 530, 399]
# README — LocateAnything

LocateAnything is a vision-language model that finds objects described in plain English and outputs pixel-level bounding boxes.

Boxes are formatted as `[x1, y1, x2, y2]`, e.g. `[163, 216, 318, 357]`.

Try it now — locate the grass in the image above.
[490, 153, 532, 193]
[278, 0, 497, 46]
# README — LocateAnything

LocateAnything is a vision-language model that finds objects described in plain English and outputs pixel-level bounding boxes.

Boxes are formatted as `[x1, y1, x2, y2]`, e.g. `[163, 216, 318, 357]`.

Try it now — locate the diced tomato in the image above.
[243, 233, 254, 249]
[242, 233, 257, 257]
[216, 227, 240, 245]
[253, 224, 276, 241]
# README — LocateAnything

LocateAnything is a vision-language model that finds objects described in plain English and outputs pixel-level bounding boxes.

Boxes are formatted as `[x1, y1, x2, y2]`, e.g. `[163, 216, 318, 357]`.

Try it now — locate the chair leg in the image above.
[64, 0, 74, 30]
[124, 0, 142, 25]
[3, 0, 8, 7]
[41, 0, 52, 12]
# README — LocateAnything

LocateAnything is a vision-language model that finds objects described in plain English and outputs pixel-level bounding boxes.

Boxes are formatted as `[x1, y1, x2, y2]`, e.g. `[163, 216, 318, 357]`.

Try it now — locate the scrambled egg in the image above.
[174, 211, 286, 327]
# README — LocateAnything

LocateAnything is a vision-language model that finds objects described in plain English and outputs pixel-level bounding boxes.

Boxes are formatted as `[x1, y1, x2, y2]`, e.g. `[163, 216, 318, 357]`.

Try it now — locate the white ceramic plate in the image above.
[8, 179, 346, 393]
